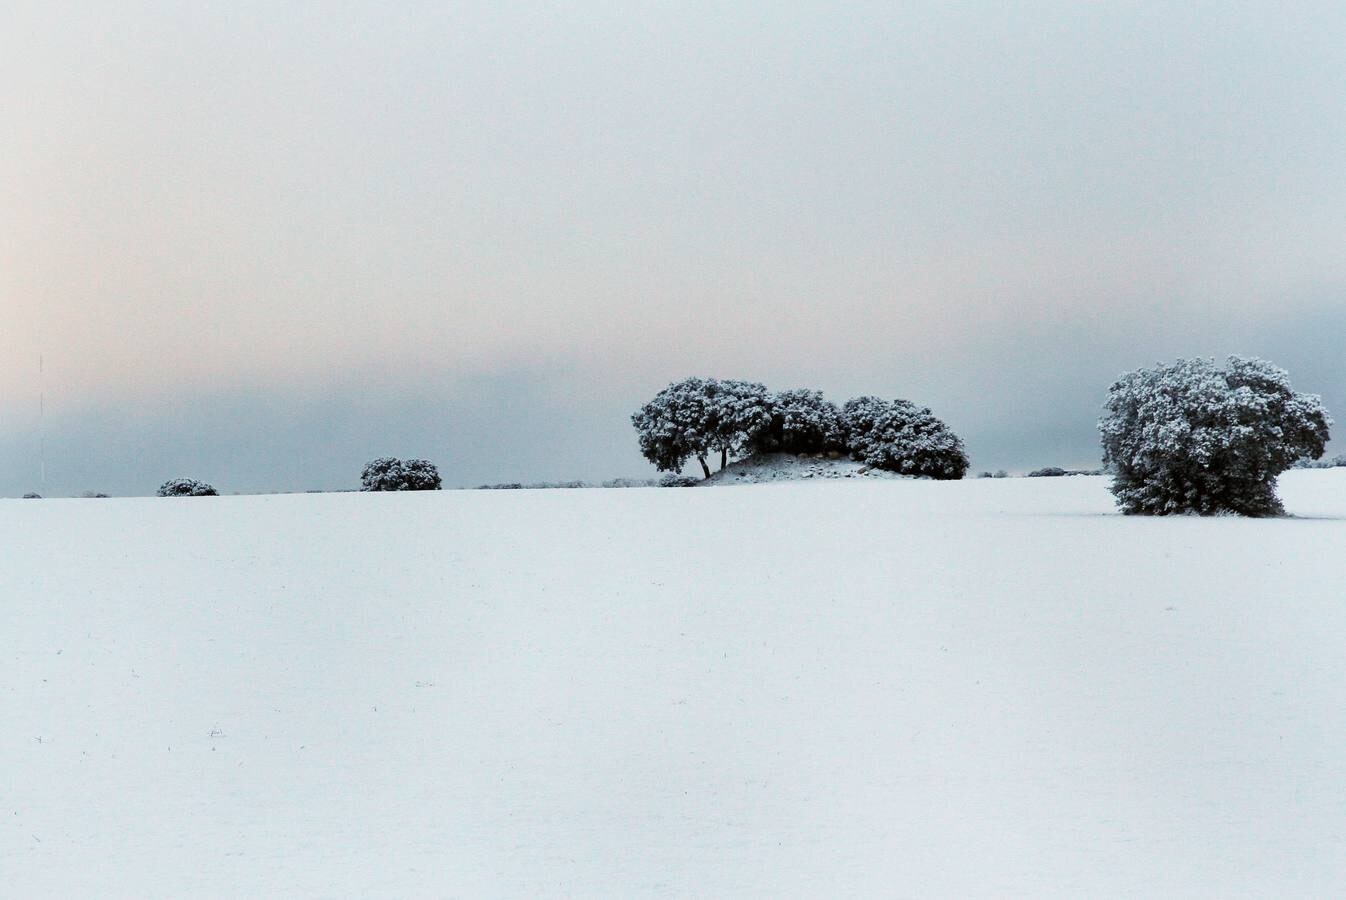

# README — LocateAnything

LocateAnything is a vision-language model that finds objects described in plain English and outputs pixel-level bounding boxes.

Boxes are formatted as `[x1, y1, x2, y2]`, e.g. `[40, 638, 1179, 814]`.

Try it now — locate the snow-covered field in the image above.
[5, 472, 1346, 897]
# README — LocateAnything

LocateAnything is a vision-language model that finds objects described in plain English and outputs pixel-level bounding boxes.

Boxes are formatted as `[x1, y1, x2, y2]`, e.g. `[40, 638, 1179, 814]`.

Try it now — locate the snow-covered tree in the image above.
[842, 396, 969, 479]
[360, 457, 442, 491]
[1099, 357, 1331, 516]
[157, 478, 218, 497]
[752, 389, 849, 455]
[706, 379, 774, 470]
[631, 377, 773, 478]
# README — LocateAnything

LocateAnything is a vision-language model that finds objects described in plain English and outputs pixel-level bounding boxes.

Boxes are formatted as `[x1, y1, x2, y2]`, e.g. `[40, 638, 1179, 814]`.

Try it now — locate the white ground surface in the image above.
[5, 472, 1346, 897]
[702, 451, 906, 484]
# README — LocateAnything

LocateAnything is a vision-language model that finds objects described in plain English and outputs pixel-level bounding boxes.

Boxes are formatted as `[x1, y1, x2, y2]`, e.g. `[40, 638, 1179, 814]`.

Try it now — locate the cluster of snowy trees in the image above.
[1098, 356, 1331, 516]
[633, 357, 1334, 517]
[631, 377, 969, 480]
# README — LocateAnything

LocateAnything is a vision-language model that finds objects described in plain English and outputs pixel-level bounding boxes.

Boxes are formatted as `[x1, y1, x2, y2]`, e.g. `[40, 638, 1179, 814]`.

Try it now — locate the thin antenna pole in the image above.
[38, 354, 46, 485]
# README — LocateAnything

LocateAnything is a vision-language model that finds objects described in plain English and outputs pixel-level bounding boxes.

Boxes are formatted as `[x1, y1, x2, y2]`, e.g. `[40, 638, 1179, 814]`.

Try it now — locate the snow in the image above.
[702, 451, 909, 483]
[5, 471, 1346, 896]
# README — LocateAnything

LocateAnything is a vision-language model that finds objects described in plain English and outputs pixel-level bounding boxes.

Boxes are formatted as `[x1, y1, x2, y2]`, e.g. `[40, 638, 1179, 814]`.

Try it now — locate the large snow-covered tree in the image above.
[842, 396, 969, 479]
[1099, 356, 1331, 516]
[631, 377, 773, 478]
[752, 389, 849, 455]
[360, 457, 443, 491]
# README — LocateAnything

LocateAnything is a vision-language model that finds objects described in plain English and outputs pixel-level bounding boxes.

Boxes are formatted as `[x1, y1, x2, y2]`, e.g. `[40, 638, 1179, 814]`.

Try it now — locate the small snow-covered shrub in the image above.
[1292, 453, 1346, 469]
[80, 491, 111, 498]
[603, 477, 657, 488]
[599, 475, 697, 488]
[842, 396, 969, 479]
[1099, 356, 1331, 516]
[752, 389, 848, 456]
[632, 377, 773, 478]
[1027, 467, 1068, 477]
[22, 492, 41, 499]
[157, 478, 217, 497]
[361, 457, 442, 491]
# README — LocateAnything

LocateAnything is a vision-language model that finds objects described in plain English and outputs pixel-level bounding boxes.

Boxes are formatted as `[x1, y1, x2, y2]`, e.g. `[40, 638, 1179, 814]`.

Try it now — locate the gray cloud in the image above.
[2, 2, 1343, 494]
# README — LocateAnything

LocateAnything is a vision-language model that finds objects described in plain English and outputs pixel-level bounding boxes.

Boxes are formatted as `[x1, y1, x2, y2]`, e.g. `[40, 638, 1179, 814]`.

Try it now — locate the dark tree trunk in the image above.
[720, 448, 727, 470]
[698, 455, 711, 479]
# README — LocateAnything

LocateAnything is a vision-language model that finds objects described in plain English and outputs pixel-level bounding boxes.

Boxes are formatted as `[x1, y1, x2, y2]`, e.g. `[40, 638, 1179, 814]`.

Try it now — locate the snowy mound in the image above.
[700, 451, 909, 485]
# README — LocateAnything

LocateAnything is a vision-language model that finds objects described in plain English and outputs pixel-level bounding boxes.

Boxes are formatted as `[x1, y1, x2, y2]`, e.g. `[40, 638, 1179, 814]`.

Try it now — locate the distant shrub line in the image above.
[13, 357, 1337, 516]
[1292, 454, 1346, 470]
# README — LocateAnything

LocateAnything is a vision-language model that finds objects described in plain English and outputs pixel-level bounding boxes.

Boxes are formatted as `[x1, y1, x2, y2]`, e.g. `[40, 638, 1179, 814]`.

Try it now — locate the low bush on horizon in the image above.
[476, 480, 589, 490]
[600, 475, 699, 488]
[360, 457, 442, 492]
[157, 478, 218, 497]
[1292, 453, 1346, 469]
[602, 477, 653, 488]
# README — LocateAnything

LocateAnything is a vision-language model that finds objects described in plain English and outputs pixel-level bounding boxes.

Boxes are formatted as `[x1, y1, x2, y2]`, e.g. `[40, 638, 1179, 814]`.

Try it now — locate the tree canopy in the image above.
[1099, 356, 1331, 515]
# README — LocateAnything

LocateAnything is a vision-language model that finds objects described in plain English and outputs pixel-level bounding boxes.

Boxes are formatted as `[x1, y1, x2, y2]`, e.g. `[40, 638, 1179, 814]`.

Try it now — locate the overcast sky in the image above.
[3, 1, 1344, 495]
